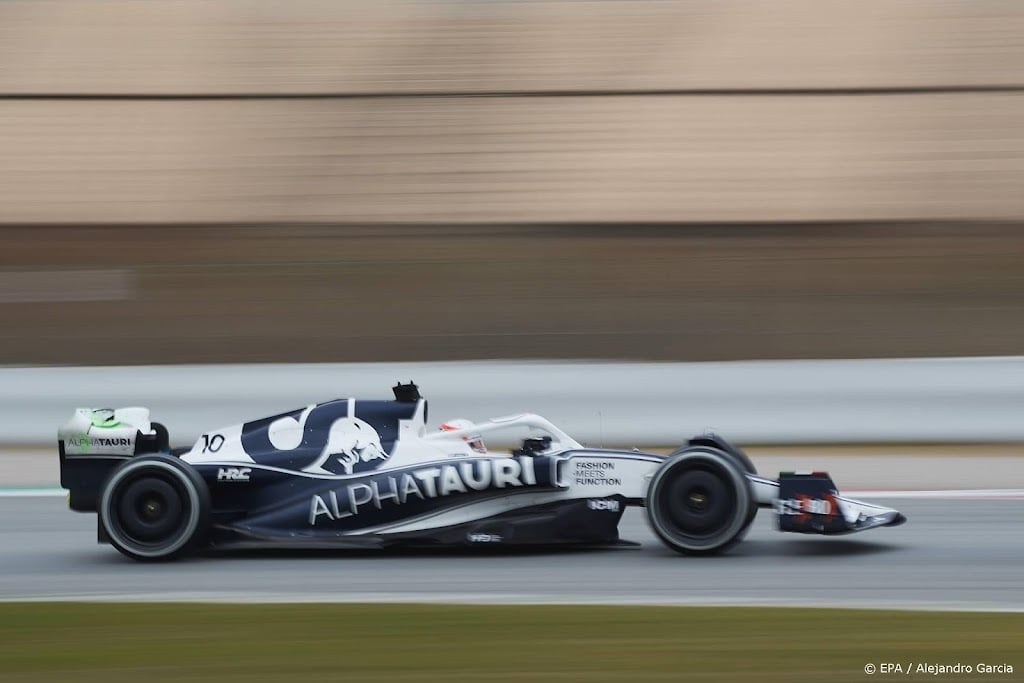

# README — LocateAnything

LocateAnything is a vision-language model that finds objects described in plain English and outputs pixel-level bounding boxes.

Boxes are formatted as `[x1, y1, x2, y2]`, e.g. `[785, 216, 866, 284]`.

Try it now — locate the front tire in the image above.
[645, 448, 754, 556]
[99, 455, 210, 561]
[672, 438, 759, 538]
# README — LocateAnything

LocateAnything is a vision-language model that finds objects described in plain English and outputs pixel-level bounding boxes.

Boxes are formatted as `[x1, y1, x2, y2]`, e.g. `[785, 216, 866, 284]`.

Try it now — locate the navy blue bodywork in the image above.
[59, 387, 905, 559]
[65, 396, 628, 551]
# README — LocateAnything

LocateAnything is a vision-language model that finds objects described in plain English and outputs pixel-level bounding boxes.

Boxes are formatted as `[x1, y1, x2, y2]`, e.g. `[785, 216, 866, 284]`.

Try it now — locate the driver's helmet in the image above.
[439, 418, 487, 454]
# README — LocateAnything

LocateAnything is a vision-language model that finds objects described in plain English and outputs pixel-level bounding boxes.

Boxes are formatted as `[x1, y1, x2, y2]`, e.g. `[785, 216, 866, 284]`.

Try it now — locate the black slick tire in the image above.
[646, 448, 755, 556]
[98, 455, 210, 561]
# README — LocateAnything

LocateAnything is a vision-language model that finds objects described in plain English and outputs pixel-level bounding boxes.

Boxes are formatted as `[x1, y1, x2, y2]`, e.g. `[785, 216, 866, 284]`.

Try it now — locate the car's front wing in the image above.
[749, 471, 906, 535]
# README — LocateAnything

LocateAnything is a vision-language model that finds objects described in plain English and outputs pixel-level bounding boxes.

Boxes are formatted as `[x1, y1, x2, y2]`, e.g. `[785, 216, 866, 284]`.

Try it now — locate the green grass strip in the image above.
[0, 603, 1021, 682]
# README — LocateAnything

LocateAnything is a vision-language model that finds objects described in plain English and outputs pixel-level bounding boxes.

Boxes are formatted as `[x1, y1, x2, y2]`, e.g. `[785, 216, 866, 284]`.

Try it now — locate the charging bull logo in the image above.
[240, 399, 405, 474]
[303, 418, 390, 476]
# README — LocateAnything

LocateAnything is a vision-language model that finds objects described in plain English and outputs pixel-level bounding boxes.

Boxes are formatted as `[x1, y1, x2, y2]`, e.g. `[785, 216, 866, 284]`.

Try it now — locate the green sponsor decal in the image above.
[90, 414, 120, 428]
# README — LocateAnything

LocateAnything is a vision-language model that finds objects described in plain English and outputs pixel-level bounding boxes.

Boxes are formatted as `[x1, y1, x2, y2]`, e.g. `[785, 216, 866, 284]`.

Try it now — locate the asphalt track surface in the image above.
[2, 496, 1022, 611]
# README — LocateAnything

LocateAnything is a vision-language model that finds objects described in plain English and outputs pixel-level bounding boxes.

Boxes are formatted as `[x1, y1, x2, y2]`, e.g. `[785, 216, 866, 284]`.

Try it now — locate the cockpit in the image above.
[425, 413, 579, 457]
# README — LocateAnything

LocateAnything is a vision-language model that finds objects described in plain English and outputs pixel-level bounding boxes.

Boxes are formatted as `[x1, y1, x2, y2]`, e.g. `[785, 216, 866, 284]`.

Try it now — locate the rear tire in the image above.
[99, 455, 210, 561]
[646, 448, 754, 556]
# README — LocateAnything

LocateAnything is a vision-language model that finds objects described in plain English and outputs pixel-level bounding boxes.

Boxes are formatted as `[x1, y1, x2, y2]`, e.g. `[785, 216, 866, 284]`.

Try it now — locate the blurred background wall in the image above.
[1, 0, 1023, 365]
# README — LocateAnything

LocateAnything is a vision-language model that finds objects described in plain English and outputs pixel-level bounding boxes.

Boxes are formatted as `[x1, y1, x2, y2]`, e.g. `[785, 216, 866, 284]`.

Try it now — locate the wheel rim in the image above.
[661, 467, 735, 539]
[116, 477, 185, 543]
[647, 450, 752, 553]
[101, 460, 201, 558]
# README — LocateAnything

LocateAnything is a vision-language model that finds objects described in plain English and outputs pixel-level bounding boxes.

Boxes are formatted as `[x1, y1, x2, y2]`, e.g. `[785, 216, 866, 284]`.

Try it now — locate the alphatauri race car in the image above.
[58, 383, 905, 561]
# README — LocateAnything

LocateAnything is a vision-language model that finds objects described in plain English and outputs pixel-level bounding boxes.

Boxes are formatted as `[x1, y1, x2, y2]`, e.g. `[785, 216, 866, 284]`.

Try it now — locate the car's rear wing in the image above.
[58, 407, 170, 511]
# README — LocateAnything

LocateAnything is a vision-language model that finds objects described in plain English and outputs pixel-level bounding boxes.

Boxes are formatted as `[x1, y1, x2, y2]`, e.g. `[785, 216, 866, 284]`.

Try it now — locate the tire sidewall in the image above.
[99, 456, 209, 561]
[672, 441, 759, 533]
[673, 439, 757, 476]
[646, 448, 753, 555]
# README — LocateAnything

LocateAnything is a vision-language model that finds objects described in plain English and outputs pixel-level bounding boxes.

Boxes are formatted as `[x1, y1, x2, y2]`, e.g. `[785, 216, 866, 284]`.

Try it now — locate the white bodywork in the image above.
[64, 399, 902, 537]
[59, 407, 153, 456]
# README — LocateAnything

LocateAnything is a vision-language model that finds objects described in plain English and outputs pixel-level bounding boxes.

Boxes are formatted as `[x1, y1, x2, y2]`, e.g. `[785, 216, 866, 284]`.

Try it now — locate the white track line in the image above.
[845, 489, 1024, 499]
[3, 592, 1024, 612]
[0, 488, 65, 497]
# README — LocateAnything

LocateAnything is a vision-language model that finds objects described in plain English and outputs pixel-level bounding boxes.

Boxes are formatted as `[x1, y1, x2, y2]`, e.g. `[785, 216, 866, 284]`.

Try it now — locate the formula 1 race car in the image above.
[58, 383, 905, 561]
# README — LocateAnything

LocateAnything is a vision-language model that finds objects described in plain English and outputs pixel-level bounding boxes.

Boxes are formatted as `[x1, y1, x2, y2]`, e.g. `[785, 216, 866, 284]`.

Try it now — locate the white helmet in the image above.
[440, 418, 487, 454]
